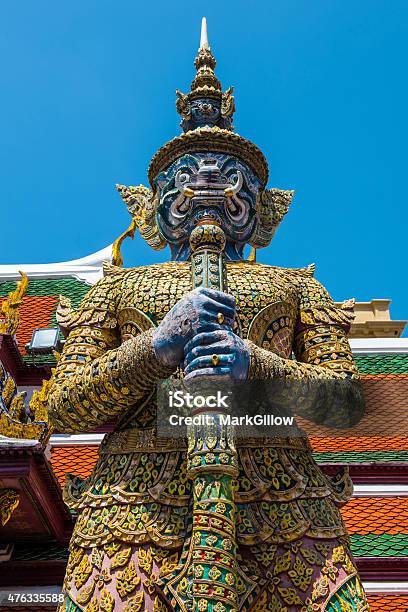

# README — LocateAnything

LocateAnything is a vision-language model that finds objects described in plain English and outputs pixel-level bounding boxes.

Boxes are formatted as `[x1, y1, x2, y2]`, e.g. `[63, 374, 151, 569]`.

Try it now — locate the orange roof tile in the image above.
[341, 497, 408, 535]
[367, 594, 408, 610]
[50, 445, 99, 486]
[362, 374, 408, 379]
[297, 378, 408, 439]
[0, 277, 90, 357]
[310, 436, 408, 452]
[1, 295, 57, 354]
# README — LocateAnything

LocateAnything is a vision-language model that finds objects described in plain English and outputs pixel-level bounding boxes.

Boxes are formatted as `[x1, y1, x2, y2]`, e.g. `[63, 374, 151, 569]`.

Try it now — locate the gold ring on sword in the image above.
[217, 312, 225, 324]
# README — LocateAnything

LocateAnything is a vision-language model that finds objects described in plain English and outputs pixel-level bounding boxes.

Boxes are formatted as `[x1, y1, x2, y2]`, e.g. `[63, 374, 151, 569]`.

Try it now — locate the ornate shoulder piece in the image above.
[286, 263, 316, 278]
[102, 261, 126, 277]
[0, 271, 28, 335]
[221, 86, 235, 123]
[116, 184, 166, 251]
[250, 188, 294, 249]
[56, 285, 118, 338]
[295, 276, 356, 331]
[341, 298, 355, 310]
[175, 89, 191, 121]
[338, 298, 356, 325]
[56, 295, 75, 338]
[304, 263, 315, 277]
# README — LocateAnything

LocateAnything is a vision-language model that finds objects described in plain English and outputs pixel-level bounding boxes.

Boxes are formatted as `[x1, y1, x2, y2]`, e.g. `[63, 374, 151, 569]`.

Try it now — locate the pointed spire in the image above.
[175, 18, 235, 132]
[191, 18, 220, 95]
[200, 16, 209, 50]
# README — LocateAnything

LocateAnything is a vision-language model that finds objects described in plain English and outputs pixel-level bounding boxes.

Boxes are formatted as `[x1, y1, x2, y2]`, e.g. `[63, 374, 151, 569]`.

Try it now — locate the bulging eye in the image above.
[175, 169, 194, 194]
[178, 173, 190, 184]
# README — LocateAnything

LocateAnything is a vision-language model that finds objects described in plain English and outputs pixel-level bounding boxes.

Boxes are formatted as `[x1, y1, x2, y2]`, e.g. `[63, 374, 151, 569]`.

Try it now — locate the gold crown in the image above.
[148, 126, 269, 189]
[118, 19, 294, 253]
[148, 18, 269, 189]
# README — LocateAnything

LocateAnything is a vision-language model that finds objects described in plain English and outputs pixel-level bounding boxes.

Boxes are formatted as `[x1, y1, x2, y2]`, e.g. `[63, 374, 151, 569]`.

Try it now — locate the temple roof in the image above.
[0, 277, 90, 365]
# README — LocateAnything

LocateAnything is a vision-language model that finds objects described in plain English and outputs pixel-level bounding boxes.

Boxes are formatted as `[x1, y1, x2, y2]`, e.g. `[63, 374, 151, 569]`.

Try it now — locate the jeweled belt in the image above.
[100, 427, 312, 455]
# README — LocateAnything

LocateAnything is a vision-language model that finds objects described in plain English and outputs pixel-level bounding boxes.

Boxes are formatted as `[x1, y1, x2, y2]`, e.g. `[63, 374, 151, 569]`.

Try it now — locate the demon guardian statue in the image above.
[50, 18, 369, 612]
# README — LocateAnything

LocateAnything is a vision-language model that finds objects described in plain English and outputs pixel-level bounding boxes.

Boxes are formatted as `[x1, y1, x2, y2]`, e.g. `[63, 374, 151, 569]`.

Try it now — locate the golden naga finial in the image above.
[29, 376, 55, 426]
[0, 271, 28, 336]
[0, 489, 20, 526]
[112, 218, 138, 267]
[248, 247, 257, 262]
[0, 356, 52, 444]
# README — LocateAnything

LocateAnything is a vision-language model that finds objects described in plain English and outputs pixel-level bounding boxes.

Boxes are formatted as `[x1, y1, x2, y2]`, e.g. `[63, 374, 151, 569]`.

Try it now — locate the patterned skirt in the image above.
[60, 535, 369, 611]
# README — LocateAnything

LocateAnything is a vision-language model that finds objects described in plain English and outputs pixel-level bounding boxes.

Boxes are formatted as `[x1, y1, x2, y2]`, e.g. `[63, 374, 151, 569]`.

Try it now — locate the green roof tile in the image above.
[314, 451, 408, 463]
[351, 534, 408, 557]
[355, 353, 408, 375]
[0, 277, 91, 366]
[0, 277, 90, 306]
[13, 543, 69, 562]
[22, 353, 57, 366]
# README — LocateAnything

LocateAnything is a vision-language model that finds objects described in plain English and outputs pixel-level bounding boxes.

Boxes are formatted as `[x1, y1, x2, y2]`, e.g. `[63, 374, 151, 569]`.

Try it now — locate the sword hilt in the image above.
[189, 224, 227, 292]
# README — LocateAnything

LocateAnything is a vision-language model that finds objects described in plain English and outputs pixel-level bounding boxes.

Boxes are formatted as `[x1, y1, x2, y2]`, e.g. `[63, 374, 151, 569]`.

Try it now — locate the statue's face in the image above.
[155, 153, 260, 249]
[190, 98, 221, 128]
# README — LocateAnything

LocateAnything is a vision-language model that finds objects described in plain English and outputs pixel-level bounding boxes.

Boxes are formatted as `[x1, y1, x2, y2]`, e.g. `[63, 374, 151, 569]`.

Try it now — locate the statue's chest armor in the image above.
[117, 261, 299, 358]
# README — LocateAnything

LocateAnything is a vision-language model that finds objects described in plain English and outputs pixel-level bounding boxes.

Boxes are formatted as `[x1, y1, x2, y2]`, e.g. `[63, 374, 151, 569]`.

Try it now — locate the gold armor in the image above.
[49, 261, 368, 611]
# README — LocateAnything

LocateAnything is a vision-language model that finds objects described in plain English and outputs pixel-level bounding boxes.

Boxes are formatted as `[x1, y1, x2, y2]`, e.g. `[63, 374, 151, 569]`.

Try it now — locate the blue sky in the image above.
[1, 1, 407, 326]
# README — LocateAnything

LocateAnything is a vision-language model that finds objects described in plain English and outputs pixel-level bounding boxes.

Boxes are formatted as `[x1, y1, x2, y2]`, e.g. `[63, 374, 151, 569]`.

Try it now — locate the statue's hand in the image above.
[183, 329, 249, 382]
[152, 288, 236, 368]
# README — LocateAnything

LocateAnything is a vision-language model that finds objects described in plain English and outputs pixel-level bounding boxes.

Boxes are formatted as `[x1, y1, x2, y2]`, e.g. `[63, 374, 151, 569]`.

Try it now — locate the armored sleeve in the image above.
[48, 274, 173, 434]
[245, 274, 364, 427]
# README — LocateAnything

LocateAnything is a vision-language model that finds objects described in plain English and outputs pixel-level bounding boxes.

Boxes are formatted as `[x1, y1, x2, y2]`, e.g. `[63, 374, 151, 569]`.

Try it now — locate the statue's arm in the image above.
[48, 276, 173, 434]
[245, 275, 364, 427]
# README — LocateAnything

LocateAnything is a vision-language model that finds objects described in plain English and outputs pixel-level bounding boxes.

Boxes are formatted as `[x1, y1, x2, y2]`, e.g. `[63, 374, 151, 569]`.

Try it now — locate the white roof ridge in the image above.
[350, 338, 408, 353]
[0, 244, 113, 284]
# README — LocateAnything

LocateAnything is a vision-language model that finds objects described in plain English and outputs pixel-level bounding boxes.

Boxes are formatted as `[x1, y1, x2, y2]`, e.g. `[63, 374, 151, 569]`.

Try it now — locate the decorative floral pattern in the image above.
[50, 262, 368, 610]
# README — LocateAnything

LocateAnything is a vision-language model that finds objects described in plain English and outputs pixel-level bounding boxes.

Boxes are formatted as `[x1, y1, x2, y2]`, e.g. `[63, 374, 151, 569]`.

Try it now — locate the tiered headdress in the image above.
[117, 18, 293, 252]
